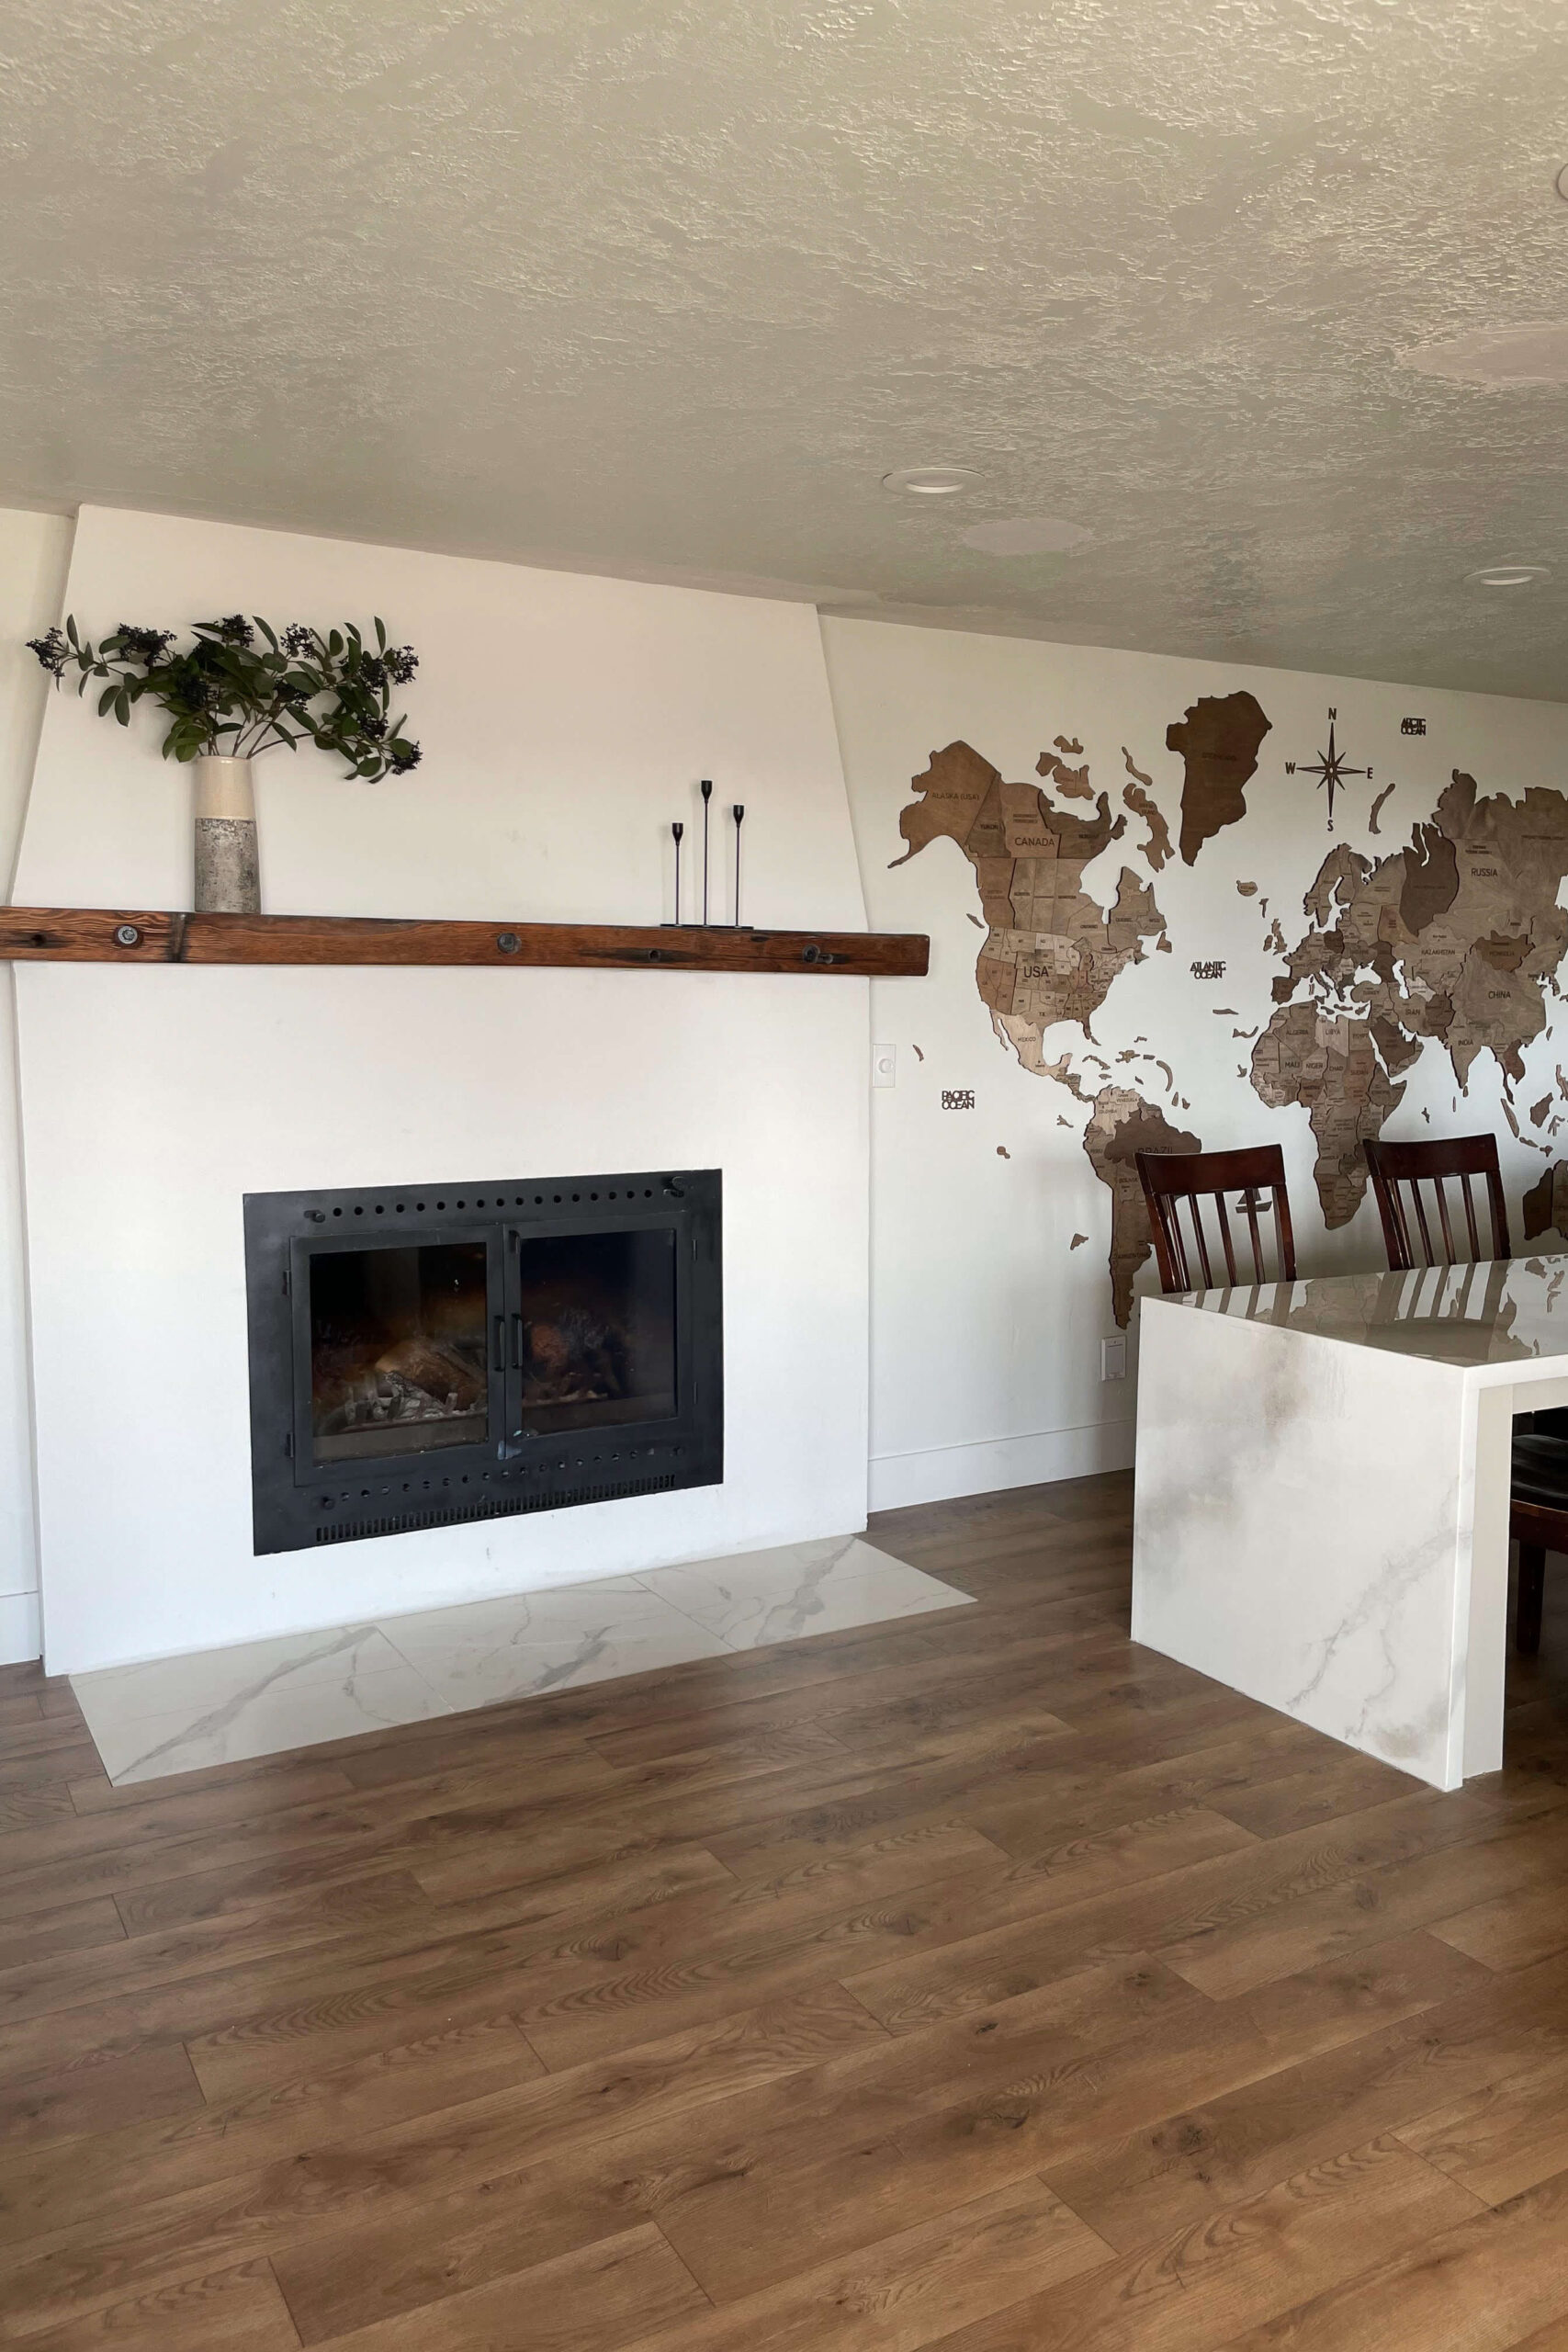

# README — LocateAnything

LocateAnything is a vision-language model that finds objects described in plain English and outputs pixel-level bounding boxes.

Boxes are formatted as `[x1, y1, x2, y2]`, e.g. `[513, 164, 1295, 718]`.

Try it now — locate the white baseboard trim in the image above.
[0, 1589, 40, 1665]
[868, 1419, 1137, 1513]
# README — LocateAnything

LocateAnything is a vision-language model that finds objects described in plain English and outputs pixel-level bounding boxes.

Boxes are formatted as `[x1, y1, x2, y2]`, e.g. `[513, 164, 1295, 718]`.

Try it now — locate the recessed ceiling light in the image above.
[960, 515, 1092, 556]
[1465, 564, 1551, 589]
[881, 464, 982, 497]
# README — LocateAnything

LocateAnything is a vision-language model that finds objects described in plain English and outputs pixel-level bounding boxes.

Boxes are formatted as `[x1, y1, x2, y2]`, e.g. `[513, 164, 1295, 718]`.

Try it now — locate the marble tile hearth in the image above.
[71, 1536, 972, 1787]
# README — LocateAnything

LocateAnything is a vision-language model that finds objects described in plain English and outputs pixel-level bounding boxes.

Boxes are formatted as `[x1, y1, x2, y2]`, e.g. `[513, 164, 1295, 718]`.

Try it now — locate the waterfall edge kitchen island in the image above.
[1132, 1257, 1568, 1792]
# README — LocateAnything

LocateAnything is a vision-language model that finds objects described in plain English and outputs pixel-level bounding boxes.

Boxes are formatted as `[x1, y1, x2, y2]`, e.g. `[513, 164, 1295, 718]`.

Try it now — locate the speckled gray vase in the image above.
[193, 754, 260, 914]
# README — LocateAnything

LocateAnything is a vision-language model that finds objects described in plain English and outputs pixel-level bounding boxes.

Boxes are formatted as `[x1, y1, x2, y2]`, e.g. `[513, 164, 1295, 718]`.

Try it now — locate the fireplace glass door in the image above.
[513, 1227, 678, 1436]
[309, 1239, 493, 1464]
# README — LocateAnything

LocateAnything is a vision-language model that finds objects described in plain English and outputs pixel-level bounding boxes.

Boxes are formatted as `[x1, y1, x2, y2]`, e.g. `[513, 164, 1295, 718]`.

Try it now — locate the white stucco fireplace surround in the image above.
[12, 508, 874, 1675]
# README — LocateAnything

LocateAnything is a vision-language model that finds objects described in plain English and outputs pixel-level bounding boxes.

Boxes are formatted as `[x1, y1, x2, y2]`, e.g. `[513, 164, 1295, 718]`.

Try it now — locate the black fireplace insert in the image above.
[243, 1170, 722, 1554]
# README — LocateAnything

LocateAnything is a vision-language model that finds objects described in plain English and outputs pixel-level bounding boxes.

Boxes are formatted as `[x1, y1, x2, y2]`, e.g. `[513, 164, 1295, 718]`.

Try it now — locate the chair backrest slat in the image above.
[1136, 1146, 1297, 1296]
[1410, 1183, 1435, 1264]
[1461, 1172, 1481, 1261]
[1364, 1135, 1510, 1272]
[1214, 1192, 1238, 1285]
[1189, 1195, 1213, 1289]
[1241, 1187, 1265, 1280]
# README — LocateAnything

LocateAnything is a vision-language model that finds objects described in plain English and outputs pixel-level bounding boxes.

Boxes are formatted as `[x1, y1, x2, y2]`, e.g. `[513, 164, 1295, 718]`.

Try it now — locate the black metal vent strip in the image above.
[312, 1474, 678, 1545]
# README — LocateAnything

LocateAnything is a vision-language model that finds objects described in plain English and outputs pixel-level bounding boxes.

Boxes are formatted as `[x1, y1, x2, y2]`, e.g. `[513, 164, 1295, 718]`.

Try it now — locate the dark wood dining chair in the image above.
[1506, 1433, 1568, 1657]
[1135, 1145, 1297, 1294]
[1363, 1135, 1510, 1272]
[1364, 1131, 1561, 1653]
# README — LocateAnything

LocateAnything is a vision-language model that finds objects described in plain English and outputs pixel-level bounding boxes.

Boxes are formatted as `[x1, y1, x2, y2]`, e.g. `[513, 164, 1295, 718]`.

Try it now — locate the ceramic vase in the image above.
[192, 754, 260, 913]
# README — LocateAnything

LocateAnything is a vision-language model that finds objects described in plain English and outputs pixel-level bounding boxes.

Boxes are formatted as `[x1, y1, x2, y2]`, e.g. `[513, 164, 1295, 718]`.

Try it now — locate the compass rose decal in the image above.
[1284, 707, 1371, 833]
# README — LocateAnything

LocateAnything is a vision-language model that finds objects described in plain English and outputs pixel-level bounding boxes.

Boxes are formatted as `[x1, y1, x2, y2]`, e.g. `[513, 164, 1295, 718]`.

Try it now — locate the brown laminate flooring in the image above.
[4, 1473, 1568, 2347]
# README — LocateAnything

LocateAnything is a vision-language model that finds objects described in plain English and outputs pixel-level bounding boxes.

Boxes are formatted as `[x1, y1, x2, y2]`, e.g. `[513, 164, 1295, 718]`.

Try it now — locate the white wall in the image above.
[0, 509, 72, 1660]
[822, 615, 1568, 1511]
[14, 508, 872, 1672]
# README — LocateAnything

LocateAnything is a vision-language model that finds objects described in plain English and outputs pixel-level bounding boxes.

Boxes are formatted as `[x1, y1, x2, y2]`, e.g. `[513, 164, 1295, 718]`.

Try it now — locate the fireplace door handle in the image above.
[492, 1316, 505, 1373]
[510, 1314, 524, 1369]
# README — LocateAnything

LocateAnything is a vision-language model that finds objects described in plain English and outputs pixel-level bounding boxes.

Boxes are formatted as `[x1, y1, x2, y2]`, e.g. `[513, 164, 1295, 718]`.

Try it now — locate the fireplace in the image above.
[243, 1170, 722, 1554]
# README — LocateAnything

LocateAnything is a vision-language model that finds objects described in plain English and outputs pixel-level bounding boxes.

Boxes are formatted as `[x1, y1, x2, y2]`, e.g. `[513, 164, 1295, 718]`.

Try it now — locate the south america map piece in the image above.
[1082, 1089, 1201, 1328]
[1284, 707, 1371, 835]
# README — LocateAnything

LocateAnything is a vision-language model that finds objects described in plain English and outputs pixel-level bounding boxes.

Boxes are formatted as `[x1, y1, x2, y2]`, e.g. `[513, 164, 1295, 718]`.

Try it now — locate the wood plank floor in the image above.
[5, 1473, 1568, 2347]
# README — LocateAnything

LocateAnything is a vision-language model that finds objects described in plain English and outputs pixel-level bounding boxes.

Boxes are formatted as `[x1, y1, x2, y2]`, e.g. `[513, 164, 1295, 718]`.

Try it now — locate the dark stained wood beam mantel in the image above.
[0, 907, 929, 977]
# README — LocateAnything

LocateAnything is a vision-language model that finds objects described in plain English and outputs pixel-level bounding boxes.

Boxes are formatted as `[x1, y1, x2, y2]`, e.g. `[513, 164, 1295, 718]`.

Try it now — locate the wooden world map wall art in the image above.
[894, 694, 1568, 1325]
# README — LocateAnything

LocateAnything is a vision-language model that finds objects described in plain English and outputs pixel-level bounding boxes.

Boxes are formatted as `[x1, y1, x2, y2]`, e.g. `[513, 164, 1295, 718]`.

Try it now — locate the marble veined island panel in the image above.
[1133, 1257, 1568, 1792]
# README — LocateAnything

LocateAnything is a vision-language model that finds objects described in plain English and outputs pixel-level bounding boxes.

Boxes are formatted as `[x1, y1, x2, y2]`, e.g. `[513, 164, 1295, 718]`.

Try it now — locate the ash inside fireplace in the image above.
[514, 1228, 676, 1435]
[521, 1306, 628, 1406]
[310, 1241, 489, 1463]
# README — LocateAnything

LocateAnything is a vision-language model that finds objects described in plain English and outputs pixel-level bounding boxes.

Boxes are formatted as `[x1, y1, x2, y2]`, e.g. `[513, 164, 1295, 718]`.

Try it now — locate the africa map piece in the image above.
[1166, 692, 1271, 866]
[1249, 1003, 1404, 1228]
[1081, 1089, 1201, 1328]
[895, 741, 1167, 1060]
[1255, 769, 1568, 1224]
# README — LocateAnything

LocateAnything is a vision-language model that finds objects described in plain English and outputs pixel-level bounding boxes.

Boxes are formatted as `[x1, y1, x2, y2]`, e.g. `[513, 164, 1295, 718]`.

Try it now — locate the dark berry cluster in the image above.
[25, 626, 68, 677]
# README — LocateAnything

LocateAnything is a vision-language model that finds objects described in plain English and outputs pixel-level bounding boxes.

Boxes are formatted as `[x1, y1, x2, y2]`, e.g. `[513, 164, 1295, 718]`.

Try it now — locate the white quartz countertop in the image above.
[1149, 1251, 1568, 1382]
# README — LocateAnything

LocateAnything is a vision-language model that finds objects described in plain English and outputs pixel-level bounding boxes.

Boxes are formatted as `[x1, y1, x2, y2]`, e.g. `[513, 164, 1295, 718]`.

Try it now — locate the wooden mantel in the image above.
[0, 906, 929, 977]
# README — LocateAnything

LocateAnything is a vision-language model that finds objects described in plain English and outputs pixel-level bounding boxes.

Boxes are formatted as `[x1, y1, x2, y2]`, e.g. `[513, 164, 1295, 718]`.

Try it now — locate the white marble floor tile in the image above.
[73, 1623, 400, 1736]
[380, 1588, 728, 1709]
[70, 1537, 974, 1786]
[638, 1535, 973, 1649]
[87, 1663, 452, 1786]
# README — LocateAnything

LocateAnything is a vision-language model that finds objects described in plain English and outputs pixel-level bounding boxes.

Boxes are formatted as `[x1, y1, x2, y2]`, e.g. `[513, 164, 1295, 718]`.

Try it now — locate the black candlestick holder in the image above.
[663, 782, 754, 929]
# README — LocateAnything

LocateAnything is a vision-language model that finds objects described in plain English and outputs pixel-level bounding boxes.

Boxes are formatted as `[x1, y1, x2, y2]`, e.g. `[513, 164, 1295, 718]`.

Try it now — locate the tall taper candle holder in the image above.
[671, 821, 684, 924]
[700, 778, 713, 924]
[732, 804, 745, 926]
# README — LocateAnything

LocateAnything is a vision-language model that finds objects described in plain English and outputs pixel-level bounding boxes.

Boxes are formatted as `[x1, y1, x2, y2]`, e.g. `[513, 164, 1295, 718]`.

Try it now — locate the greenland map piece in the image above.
[1253, 769, 1568, 1225]
[1081, 1088, 1201, 1328]
[894, 741, 1167, 1061]
[1166, 692, 1272, 866]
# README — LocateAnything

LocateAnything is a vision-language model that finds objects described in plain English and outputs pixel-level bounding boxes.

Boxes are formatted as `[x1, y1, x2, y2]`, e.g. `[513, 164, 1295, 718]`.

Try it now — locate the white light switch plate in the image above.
[872, 1043, 897, 1088]
[1100, 1334, 1127, 1382]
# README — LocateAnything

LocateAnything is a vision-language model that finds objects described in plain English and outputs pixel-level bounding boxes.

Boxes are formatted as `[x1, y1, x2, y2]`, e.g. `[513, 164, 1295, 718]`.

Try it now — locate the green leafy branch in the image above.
[27, 614, 421, 780]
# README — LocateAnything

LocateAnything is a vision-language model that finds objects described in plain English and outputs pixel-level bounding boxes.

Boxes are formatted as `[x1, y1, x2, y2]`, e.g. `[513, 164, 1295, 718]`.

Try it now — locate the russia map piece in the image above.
[893, 741, 1168, 1063]
[1166, 692, 1272, 866]
[1255, 770, 1568, 1225]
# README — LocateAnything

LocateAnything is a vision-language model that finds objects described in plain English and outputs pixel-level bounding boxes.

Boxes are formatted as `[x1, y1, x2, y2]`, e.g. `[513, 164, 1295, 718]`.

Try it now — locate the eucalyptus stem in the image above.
[26, 614, 422, 781]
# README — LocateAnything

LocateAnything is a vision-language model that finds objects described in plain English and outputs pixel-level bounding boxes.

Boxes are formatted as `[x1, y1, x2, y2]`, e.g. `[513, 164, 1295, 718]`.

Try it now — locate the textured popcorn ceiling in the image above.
[5, 0, 1568, 695]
